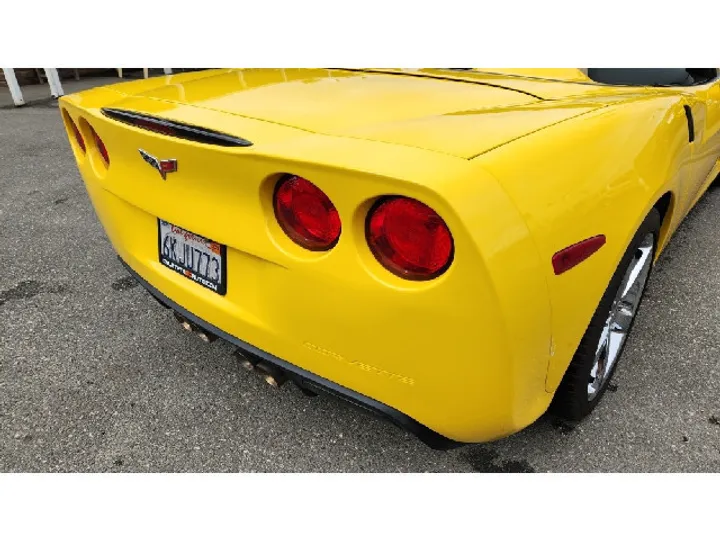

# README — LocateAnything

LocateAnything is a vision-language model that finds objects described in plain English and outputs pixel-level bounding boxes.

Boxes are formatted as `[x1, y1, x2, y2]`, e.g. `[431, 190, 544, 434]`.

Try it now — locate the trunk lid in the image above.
[126, 68, 540, 132]
[81, 68, 637, 159]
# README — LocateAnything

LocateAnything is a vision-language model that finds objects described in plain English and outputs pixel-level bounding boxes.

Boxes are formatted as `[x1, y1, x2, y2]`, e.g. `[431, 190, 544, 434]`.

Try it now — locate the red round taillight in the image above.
[273, 175, 341, 251]
[366, 197, 454, 280]
[90, 126, 110, 165]
[64, 111, 85, 152]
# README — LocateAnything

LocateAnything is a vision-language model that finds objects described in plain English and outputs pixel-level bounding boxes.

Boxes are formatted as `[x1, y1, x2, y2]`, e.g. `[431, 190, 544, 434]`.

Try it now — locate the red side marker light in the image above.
[552, 235, 606, 275]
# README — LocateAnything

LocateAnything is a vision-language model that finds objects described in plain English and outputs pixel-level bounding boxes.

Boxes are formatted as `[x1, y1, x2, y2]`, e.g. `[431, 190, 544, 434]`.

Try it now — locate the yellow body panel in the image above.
[60, 68, 720, 444]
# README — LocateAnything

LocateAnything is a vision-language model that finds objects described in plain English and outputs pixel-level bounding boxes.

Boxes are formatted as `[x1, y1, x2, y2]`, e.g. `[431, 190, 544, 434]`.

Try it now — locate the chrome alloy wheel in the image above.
[588, 232, 655, 401]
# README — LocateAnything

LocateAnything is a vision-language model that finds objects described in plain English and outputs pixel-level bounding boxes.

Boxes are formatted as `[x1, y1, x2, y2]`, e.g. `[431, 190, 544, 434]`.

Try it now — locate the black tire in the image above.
[550, 208, 661, 421]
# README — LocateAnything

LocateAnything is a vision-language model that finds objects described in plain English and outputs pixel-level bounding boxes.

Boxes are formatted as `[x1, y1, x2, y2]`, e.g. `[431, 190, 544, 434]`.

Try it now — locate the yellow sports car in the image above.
[60, 68, 720, 448]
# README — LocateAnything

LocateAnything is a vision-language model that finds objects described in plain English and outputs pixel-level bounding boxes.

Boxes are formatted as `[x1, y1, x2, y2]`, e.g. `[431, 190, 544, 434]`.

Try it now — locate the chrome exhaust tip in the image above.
[174, 312, 193, 332]
[173, 312, 218, 342]
[234, 350, 259, 372]
[262, 373, 284, 387]
[255, 361, 287, 388]
[233, 350, 290, 388]
[239, 358, 256, 371]
[196, 330, 217, 343]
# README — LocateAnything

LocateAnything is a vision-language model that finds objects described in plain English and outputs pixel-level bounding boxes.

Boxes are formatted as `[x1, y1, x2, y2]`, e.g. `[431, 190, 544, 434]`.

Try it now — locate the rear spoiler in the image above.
[101, 108, 253, 148]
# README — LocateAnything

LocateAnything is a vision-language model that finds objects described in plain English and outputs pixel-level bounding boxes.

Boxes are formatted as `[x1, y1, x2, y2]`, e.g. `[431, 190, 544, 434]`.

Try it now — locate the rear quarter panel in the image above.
[474, 95, 693, 392]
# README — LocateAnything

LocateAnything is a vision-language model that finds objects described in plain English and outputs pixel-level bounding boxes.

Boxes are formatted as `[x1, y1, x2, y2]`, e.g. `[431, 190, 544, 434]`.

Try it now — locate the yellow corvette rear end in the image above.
[59, 68, 717, 447]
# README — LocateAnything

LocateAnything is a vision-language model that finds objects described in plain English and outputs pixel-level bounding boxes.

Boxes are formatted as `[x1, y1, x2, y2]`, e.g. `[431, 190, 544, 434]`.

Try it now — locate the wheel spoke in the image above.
[607, 328, 623, 365]
[589, 325, 610, 398]
[598, 331, 610, 385]
[613, 300, 634, 332]
[587, 233, 654, 401]
[620, 245, 652, 299]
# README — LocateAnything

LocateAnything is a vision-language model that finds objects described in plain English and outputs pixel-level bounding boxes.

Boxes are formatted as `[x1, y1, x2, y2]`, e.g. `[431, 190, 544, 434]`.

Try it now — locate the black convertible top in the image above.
[587, 68, 717, 87]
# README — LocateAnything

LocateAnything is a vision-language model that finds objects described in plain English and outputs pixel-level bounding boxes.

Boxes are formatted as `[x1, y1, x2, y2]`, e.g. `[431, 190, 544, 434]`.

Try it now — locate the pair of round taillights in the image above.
[63, 110, 110, 166]
[273, 175, 454, 281]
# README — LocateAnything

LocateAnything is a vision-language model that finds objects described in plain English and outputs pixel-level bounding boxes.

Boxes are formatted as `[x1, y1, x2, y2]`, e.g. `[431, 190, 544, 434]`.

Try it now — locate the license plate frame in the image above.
[157, 218, 227, 295]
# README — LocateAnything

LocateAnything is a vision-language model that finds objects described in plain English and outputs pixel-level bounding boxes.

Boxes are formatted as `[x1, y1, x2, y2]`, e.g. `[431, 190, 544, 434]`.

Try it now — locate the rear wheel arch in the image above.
[550, 207, 661, 420]
[543, 190, 673, 396]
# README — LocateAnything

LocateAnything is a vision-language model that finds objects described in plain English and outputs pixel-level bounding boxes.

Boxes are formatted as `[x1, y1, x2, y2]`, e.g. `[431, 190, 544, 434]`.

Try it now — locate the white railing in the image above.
[2, 68, 25, 106]
[2, 68, 174, 107]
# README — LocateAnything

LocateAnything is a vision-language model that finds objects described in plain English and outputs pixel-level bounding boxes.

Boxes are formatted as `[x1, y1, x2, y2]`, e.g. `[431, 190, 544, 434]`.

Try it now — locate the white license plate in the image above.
[158, 219, 226, 295]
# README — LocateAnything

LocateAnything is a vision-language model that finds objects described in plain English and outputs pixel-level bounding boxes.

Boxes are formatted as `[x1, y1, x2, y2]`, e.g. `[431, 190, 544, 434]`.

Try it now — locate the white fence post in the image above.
[2, 68, 25, 106]
[44, 68, 64, 98]
[163, 68, 173, 75]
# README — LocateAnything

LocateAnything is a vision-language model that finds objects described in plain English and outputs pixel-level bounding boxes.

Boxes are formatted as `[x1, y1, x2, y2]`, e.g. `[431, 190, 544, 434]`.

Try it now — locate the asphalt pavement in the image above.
[1, 104, 718, 472]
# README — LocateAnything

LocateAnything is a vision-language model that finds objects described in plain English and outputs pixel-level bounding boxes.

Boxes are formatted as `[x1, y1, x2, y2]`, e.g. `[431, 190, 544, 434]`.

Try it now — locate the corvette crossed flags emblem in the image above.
[138, 148, 178, 180]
